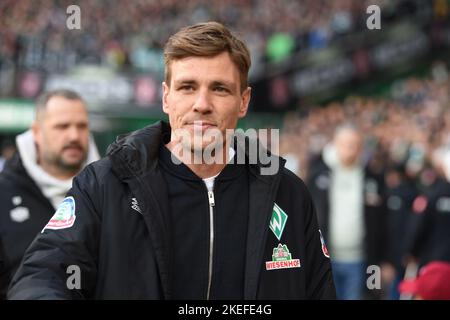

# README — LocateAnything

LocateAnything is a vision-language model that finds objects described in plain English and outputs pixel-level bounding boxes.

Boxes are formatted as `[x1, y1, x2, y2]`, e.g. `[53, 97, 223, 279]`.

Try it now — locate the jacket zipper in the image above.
[206, 190, 215, 300]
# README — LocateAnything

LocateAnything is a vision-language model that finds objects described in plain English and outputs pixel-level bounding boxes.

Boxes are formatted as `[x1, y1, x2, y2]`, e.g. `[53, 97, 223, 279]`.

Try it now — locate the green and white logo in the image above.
[272, 244, 292, 261]
[265, 244, 301, 271]
[269, 203, 288, 240]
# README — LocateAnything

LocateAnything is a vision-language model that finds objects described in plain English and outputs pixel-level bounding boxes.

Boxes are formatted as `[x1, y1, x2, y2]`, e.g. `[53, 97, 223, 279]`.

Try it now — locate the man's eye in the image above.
[179, 85, 194, 91]
[214, 86, 229, 93]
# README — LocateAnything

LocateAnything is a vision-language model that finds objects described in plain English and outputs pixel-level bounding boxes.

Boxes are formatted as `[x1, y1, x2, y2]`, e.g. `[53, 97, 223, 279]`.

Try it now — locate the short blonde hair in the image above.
[164, 21, 251, 92]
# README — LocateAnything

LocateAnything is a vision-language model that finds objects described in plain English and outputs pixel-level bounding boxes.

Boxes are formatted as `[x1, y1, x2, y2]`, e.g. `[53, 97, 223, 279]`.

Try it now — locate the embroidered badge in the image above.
[319, 230, 330, 258]
[269, 203, 288, 240]
[42, 196, 76, 232]
[265, 244, 301, 271]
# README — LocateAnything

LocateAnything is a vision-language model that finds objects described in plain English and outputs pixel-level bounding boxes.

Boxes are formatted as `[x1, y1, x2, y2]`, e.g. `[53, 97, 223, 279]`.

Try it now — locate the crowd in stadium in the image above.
[275, 61, 450, 300]
[280, 61, 450, 183]
[1, 0, 449, 300]
[0, 0, 399, 78]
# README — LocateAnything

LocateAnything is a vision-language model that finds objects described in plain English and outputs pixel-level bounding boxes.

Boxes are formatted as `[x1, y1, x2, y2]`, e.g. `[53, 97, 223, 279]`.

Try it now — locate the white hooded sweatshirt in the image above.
[15, 130, 100, 209]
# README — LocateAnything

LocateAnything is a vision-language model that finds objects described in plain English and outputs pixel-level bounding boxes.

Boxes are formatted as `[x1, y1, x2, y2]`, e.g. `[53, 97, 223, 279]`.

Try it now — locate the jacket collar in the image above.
[107, 121, 169, 180]
[107, 121, 285, 182]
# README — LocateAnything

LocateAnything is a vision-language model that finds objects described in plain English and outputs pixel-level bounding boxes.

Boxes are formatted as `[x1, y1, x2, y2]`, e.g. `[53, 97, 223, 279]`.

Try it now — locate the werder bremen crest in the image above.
[269, 203, 288, 240]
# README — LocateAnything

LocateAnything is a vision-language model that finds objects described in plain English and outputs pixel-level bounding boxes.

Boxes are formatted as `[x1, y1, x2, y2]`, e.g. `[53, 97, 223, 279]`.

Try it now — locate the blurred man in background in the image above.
[405, 147, 450, 270]
[307, 124, 387, 299]
[0, 89, 99, 299]
[383, 163, 418, 299]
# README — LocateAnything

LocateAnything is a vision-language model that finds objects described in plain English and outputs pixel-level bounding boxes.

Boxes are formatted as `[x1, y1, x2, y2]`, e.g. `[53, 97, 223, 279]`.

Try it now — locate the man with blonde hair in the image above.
[9, 22, 335, 300]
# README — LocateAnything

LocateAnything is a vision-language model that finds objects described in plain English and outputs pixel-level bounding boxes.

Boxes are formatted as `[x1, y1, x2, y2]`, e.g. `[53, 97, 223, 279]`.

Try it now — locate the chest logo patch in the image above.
[266, 244, 301, 271]
[269, 203, 288, 240]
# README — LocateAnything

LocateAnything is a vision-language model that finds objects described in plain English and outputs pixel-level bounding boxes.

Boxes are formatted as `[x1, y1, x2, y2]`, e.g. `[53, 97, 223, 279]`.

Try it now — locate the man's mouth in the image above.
[186, 121, 217, 131]
[63, 146, 84, 155]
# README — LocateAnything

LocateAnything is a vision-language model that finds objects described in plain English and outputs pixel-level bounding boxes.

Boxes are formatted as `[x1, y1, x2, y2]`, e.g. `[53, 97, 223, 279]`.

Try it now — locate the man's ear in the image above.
[31, 121, 40, 142]
[31, 120, 44, 152]
[238, 87, 251, 118]
[162, 82, 170, 114]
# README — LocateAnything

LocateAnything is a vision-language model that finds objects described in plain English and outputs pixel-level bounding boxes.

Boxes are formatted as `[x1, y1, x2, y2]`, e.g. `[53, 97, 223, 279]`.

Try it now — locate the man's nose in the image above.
[193, 89, 213, 113]
[67, 126, 81, 141]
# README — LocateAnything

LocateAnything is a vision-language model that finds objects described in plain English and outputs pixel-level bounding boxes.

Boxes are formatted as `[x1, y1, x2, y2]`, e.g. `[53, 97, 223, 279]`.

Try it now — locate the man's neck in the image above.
[186, 162, 226, 179]
[165, 141, 230, 179]
[339, 158, 360, 169]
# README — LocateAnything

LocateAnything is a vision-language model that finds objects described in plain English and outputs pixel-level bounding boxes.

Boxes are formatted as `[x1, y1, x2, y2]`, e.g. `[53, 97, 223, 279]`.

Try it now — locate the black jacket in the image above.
[157, 140, 250, 299]
[408, 178, 450, 266]
[306, 154, 387, 266]
[385, 181, 418, 271]
[8, 121, 336, 300]
[0, 153, 55, 299]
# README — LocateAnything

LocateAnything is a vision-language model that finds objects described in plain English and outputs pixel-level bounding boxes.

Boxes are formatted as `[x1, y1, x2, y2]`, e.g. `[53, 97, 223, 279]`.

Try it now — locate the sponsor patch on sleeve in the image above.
[319, 230, 330, 258]
[42, 196, 76, 232]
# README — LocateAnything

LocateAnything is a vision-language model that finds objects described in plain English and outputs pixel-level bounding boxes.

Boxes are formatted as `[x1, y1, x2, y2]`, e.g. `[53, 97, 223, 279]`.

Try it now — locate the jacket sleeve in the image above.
[302, 182, 336, 300]
[406, 195, 434, 260]
[0, 237, 6, 300]
[7, 166, 101, 300]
